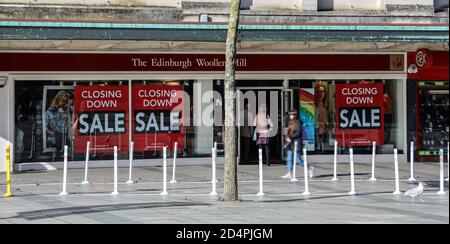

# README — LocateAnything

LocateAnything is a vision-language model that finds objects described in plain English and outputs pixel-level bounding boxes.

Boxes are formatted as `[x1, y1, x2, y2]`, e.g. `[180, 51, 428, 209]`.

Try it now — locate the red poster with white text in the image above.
[335, 83, 384, 146]
[132, 85, 184, 151]
[74, 86, 129, 153]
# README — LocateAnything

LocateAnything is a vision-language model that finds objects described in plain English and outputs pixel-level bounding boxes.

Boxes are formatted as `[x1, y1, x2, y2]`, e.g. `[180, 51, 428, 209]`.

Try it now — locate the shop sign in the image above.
[418, 81, 449, 87]
[0, 53, 396, 72]
[335, 83, 385, 146]
[132, 85, 184, 151]
[389, 54, 404, 71]
[74, 86, 129, 153]
[416, 48, 433, 69]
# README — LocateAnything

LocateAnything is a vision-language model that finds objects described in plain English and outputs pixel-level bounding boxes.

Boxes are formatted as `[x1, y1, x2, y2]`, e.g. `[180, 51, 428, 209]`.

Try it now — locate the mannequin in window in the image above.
[315, 82, 329, 152]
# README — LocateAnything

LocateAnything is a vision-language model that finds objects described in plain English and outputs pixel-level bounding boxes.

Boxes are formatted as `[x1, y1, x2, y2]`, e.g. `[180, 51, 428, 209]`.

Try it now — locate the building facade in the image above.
[0, 0, 448, 172]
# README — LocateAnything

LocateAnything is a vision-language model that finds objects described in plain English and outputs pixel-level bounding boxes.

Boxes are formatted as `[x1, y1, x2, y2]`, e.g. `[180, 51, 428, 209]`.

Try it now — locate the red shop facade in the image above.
[407, 50, 449, 160]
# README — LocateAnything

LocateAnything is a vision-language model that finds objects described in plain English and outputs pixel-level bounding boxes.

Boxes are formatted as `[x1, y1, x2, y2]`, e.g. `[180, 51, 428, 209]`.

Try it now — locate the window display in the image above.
[418, 81, 449, 156]
[132, 84, 184, 152]
[74, 85, 129, 154]
[15, 80, 220, 164]
[294, 79, 404, 154]
[299, 88, 315, 152]
[15, 81, 76, 162]
[335, 83, 384, 146]
[43, 87, 73, 154]
[14, 78, 406, 164]
[315, 82, 329, 152]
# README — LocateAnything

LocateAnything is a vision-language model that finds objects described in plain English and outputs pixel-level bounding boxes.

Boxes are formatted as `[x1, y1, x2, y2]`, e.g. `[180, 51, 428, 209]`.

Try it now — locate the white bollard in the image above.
[170, 142, 178, 184]
[210, 147, 218, 196]
[126, 142, 134, 184]
[257, 149, 265, 196]
[408, 141, 416, 182]
[370, 141, 377, 181]
[437, 149, 446, 195]
[393, 149, 402, 195]
[446, 142, 449, 181]
[160, 147, 168, 196]
[332, 140, 338, 181]
[291, 141, 299, 182]
[303, 148, 311, 195]
[348, 148, 356, 195]
[111, 146, 120, 196]
[59, 145, 69, 196]
[81, 142, 90, 185]
[210, 142, 219, 183]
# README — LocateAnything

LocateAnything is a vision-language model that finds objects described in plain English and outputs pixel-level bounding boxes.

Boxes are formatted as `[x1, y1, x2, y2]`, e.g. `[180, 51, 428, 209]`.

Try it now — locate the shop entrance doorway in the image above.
[237, 81, 293, 165]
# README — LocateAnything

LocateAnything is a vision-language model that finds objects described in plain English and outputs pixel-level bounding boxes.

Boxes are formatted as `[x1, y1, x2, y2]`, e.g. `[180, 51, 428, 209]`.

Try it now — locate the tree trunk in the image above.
[222, 0, 241, 202]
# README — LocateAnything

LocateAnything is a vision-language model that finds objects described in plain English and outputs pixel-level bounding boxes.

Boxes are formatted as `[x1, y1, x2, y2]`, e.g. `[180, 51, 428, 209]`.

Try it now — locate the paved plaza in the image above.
[0, 161, 448, 224]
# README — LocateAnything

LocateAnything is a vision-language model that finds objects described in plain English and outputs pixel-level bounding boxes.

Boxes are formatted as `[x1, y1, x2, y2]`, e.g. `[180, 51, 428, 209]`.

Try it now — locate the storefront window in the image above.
[417, 81, 449, 156]
[14, 78, 406, 164]
[183, 79, 224, 157]
[296, 79, 405, 154]
[131, 80, 183, 159]
[73, 80, 129, 160]
[14, 79, 219, 164]
[15, 80, 129, 163]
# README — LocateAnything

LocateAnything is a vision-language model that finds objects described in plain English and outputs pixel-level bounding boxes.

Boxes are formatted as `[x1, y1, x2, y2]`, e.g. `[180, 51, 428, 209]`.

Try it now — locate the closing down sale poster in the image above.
[335, 83, 384, 146]
[74, 86, 129, 153]
[133, 85, 184, 151]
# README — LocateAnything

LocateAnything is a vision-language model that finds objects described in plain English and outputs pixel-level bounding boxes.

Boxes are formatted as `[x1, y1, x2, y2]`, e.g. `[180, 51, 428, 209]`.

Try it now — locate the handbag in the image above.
[252, 128, 257, 142]
[267, 115, 273, 132]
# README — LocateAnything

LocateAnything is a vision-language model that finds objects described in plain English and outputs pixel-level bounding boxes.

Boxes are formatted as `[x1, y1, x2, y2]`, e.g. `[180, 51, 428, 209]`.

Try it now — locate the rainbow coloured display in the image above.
[300, 89, 316, 151]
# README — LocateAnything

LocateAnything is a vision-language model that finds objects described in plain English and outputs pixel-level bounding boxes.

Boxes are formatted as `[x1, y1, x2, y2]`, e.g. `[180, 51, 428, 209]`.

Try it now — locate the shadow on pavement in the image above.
[8, 202, 212, 221]
[313, 173, 370, 179]
[259, 191, 394, 203]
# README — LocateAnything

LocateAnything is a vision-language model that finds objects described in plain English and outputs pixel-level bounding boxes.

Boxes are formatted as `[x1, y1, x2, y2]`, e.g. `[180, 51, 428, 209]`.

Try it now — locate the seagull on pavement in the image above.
[404, 182, 427, 202]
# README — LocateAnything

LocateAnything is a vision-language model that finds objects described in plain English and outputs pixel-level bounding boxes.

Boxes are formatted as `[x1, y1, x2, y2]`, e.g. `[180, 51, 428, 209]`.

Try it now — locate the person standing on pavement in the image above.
[254, 104, 274, 166]
[282, 110, 304, 179]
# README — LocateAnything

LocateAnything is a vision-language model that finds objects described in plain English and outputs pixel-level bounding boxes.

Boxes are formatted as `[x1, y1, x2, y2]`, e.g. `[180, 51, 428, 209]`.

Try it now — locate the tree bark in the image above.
[222, 0, 241, 202]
